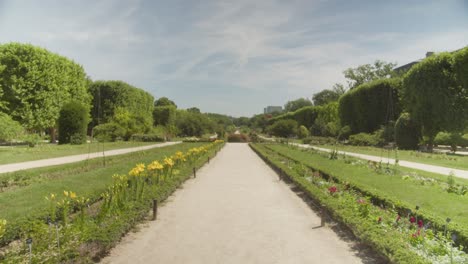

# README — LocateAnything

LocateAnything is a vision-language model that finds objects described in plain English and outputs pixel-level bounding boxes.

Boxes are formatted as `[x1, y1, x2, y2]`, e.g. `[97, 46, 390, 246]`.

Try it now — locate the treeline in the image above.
[244, 47, 468, 151]
[0, 43, 234, 145]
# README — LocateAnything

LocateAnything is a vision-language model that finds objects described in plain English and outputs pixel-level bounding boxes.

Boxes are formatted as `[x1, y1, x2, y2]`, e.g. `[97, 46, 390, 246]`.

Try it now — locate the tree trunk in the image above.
[49, 127, 57, 143]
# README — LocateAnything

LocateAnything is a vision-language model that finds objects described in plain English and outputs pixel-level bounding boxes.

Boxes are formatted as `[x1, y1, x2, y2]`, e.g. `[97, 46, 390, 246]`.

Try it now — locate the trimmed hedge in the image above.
[130, 134, 166, 142]
[338, 78, 402, 134]
[395, 112, 421, 150]
[58, 101, 90, 145]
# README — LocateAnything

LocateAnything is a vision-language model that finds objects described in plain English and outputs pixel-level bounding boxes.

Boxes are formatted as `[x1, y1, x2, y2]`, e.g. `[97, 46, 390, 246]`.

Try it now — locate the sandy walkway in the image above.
[102, 143, 370, 264]
[0, 142, 181, 174]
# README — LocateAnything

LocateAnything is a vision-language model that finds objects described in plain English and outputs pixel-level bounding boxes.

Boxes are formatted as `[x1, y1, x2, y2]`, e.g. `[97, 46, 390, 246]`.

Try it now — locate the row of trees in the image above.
[244, 48, 468, 150]
[0, 43, 234, 145]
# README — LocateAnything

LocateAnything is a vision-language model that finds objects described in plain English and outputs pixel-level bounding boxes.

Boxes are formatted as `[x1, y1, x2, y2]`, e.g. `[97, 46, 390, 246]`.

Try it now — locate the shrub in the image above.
[267, 119, 298, 138]
[227, 133, 250, 142]
[23, 133, 41, 147]
[434, 132, 468, 152]
[302, 136, 336, 145]
[93, 122, 126, 142]
[58, 102, 90, 145]
[130, 134, 165, 142]
[297, 125, 310, 139]
[395, 113, 421, 150]
[70, 133, 87, 145]
[348, 133, 380, 146]
[0, 113, 23, 142]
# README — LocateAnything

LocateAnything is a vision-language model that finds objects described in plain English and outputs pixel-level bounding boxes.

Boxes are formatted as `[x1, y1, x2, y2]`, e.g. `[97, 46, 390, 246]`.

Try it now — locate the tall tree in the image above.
[403, 52, 464, 150]
[154, 97, 177, 108]
[343, 60, 397, 89]
[284, 98, 312, 112]
[312, 85, 345, 106]
[0, 43, 90, 141]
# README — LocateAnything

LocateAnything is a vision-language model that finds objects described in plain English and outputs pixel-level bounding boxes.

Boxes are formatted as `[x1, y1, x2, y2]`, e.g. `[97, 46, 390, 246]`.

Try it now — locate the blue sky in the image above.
[0, 0, 467, 117]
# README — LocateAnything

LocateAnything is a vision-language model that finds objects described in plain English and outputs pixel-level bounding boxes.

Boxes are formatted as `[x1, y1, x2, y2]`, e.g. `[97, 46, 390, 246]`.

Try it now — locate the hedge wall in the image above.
[338, 78, 402, 134]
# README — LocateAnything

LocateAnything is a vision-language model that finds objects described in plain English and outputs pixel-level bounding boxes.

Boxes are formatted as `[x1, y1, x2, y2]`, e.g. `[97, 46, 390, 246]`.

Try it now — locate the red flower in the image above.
[418, 219, 423, 228]
[410, 216, 416, 223]
[377, 217, 382, 223]
[328, 186, 337, 194]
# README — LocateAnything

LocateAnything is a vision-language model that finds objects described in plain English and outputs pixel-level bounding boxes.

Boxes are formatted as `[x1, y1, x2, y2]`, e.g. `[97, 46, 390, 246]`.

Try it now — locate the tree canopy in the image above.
[154, 97, 177, 108]
[284, 98, 312, 112]
[0, 43, 90, 131]
[343, 60, 397, 89]
[312, 84, 345, 106]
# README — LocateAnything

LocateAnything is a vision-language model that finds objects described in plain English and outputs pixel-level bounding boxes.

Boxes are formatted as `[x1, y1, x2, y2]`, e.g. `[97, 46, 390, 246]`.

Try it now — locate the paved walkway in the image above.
[102, 143, 371, 264]
[0, 142, 181, 174]
[294, 144, 468, 180]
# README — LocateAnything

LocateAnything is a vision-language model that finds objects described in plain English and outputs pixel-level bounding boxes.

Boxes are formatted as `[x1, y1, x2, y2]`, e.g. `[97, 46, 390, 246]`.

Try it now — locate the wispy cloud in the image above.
[0, 0, 467, 116]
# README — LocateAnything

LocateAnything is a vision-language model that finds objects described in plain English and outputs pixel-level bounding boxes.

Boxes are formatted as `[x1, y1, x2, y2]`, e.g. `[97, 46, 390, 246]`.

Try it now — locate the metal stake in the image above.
[152, 199, 158, 221]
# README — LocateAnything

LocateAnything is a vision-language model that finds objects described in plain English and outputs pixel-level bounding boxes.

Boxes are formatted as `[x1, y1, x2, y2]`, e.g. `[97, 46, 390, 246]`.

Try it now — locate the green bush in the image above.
[338, 78, 402, 134]
[130, 134, 165, 142]
[93, 122, 126, 142]
[58, 102, 90, 145]
[434, 132, 468, 152]
[297, 125, 309, 139]
[267, 119, 298, 138]
[395, 112, 421, 150]
[23, 134, 41, 148]
[227, 133, 250, 142]
[0, 113, 23, 142]
[348, 132, 381, 146]
[302, 136, 336, 145]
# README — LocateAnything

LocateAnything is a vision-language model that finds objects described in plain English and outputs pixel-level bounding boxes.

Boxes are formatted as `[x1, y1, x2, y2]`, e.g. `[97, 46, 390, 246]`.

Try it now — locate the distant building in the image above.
[264, 106, 283, 114]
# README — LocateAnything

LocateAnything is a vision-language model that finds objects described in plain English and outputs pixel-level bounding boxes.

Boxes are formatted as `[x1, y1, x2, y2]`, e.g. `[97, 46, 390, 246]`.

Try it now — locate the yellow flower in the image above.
[70, 191, 77, 199]
[164, 157, 174, 167]
[129, 163, 145, 176]
[63, 191, 69, 197]
[0, 219, 7, 238]
[148, 160, 164, 171]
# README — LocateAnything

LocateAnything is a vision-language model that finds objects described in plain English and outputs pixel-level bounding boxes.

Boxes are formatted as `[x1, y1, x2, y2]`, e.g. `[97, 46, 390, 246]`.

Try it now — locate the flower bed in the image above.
[0, 140, 224, 262]
[250, 143, 468, 264]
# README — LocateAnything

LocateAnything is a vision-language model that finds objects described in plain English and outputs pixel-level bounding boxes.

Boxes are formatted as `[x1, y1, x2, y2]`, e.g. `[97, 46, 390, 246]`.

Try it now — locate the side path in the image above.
[300, 144, 468, 180]
[0, 142, 181, 174]
[102, 143, 374, 264]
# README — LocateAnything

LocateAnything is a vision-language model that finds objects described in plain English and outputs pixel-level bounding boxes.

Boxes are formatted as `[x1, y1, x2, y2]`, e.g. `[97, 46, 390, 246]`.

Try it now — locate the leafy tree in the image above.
[267, 119, 298, 138]
[284, 98, 312, 112]
[58, 102, 90, 144]
[89, 80, 154, 134]
[403, 52, 465, 150]
[0, 43, 90, 141]
[154, 97, 177, 108]
[312, 85, 345, 106]
[175, 110, 215, 137]
[343, 60, 397, 89]
[187, 107, 201, 114]
[0, 112, 23, 142]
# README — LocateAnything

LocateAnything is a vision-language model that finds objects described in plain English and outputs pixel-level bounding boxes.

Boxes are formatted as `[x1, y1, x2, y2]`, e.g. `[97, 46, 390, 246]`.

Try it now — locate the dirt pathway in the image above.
[102, 143, 375, 264]
[0, 142, 181, 174]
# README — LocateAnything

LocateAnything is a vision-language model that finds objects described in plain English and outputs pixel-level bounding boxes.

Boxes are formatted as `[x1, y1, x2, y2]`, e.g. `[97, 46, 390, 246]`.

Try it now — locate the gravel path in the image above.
[294, 144, 468, 180]
[102, 143, 372, 264]
[0, 142, 181, 174]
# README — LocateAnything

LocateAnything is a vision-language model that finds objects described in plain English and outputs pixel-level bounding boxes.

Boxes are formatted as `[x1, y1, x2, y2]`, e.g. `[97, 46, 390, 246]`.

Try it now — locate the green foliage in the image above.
[453, 47, 468, 102]
[343, 60, 397, 89]
[153, 106, 176, 127]
[58, 102, 90, 145]
[267, 119, 298, 138]
[339, 78, 402, 134]
[270, 106, 319, 129]
[403, 52, 467, 147]
[0, 43, 90, 131]
[395, 113, 421, 150]
[130, 134, 166, 142]
[154, 97, 177, 108]
[22, 133, 41, 148]
[227, 133, 250, 142]
[175, 110, 215, 137]
[89, 80, 154, 132]
[0, 112, 23, 142]
[284, 98, 312, 112]
[297, 125, 310, 139]
[434, 132, 468, 152]
[310, 102, 340, 136]
[312, 85, 344, 106]
[93, 122, 126, 142]
[348, 132, 381, 146]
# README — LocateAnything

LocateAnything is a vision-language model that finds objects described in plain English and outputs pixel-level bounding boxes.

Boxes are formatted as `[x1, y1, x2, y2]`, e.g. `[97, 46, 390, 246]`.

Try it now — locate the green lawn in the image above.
[262, 144, 468, 227]
[313, 144, 468, 170]
[0, 142, 206, 221]
[0, 141, 158, 165]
